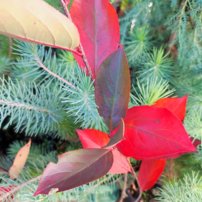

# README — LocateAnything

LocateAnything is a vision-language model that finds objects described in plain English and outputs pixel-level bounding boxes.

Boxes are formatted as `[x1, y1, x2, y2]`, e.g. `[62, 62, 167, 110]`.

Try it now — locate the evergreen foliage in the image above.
[0, 77, 75, 138]
[0, 0, 202, 201]
[131, 78, 175, 106]
[12, 42, 106, 132]
[0, 173, 120, 202]
[156, 172, 202, 202]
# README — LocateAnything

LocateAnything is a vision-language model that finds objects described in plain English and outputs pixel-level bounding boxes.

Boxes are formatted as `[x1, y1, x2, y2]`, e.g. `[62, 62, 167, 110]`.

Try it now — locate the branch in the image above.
[0, 99, 54, 115]
[0, 176, 41, 201]
[129, 163, 143, 202]
[60, 0, 93, 77]
[118, 174, 128, 202]
[35, 56, 78, 90]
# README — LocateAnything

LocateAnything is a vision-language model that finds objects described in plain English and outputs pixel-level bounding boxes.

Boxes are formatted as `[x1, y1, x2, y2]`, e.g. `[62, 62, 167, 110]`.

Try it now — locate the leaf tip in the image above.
[27, 138, 32, 146]
[33, 190, 40, 196]
[76, 129, 82, 135]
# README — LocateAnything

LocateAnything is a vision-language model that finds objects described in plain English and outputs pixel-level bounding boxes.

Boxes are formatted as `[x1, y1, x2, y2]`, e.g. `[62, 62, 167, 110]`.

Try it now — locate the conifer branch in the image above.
[0, 78, 74, 137]
[35, 55, 77, 90]
[0, 176, 41, 201]
[0, 99, 53, 115]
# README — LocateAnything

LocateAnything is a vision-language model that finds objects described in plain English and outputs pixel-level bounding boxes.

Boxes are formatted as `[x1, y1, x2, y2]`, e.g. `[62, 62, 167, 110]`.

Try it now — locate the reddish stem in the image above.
[118, 173, 128, 202]
[129, 161, 143, 202]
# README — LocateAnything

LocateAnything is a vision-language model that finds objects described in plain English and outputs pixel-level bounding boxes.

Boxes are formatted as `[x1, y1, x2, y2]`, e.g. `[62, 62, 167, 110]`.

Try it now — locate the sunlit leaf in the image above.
[0, 0, 80, 50]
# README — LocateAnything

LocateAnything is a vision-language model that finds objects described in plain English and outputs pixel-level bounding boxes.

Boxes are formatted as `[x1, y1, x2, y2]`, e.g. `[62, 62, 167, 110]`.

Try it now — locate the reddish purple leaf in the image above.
[154, 96, 188, 121]
[70, 0, 120, 78]
[190, 137, 201, 147]
[117, 106, 196, 160]
[138, 159, 166, 191]
[34, 149, 113, 195]
[106, 119, 125, 148]
[95, 47, 130, 131]
[77, 123, 130, 174]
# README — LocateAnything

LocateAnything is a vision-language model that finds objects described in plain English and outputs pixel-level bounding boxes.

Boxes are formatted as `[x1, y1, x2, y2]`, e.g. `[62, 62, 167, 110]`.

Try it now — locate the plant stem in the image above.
[0, 99, 55, 115]
[60, 0, 92, 77]
[118, 173, 128, 202]
[129, 162, 143, 202]
[0, 167, 8, 175]
[62, 47, 83, 57]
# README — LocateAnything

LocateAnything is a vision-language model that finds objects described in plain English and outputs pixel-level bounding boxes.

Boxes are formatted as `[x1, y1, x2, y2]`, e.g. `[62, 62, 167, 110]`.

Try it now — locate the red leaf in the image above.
[154, 96, 188, 121]
[117, 106, 196, 160]
[70, 0, 120, 78]
[95, 47, 130, 130]
[77, 123, 130, 174]
[77, 129, 109, 148]
[138, 159, 166, 191]
[77, 120, 125, 149]
[34, 149, 113, 195]
[109, 149, 131, 174]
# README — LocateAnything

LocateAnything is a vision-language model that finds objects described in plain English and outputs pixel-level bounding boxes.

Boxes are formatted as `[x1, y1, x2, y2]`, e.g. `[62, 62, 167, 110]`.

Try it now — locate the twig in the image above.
[35, 56, 78, 90]
[0, 176, 41, 201]
[129, 163, 142, 202]
[60, 0, 93, 77]
[79, 44, 92, 77]
[118, 174, 128, 202]
[60, 0, 73, 21]
[0, 167, 8, 175]
[0, 99, 55, 115]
